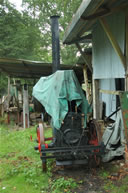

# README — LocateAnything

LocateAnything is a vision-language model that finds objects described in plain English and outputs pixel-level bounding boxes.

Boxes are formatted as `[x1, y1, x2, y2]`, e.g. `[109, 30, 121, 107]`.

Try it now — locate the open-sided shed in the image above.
[0, 57, 84, 128]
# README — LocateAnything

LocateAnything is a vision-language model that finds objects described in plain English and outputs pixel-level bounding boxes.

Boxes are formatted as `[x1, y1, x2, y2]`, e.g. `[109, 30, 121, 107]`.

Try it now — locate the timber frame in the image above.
[72, 2, 128, 119]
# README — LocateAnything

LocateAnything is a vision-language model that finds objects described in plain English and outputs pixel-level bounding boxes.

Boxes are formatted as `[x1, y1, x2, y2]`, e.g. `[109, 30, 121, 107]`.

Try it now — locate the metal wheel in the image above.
[39, 123, 45, 145]
[38, 123, 47, 172]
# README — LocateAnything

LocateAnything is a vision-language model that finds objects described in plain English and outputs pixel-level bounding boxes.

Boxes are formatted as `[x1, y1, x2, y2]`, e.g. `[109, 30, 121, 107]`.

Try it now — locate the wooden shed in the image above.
[63, 0, 128, 121]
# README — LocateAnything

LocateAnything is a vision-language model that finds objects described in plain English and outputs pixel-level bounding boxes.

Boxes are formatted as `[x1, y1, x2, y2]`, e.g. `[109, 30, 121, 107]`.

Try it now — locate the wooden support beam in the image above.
[23, 84, 29, 128]
[75, 43, 92, 72]
[100, 89, 123, 95]
[7, 76, 10, 111]
[93, 79, 100, 119]
[99, 17, 126, 69]
[68, 34, 92, 45]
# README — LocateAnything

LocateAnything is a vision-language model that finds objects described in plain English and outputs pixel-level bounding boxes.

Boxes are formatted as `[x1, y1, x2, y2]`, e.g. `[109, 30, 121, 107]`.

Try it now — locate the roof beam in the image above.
[99, 17, 126, 69]
[75, 43, 92, 72]
[67, 34, 92, 45]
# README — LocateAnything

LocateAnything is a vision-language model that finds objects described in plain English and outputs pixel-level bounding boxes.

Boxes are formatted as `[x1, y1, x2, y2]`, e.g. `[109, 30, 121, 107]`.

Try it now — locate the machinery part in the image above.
[105, 107, 120, 122]
[63, 129, 81, 144]
[37, 123, 47, 172]
[38, 123, 45, 145]
[56, 159, 88, 166]
[88, 120, 102, 166]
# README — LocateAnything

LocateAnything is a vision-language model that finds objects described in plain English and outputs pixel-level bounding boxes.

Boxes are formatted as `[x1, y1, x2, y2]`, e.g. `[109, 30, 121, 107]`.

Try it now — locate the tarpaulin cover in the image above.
[102, 110, 125, 162]
[32, 70, 91, 129]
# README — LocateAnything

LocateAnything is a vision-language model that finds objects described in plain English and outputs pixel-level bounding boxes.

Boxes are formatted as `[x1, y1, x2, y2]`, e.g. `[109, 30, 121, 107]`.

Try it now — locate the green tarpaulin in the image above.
[32, 70, 91, 129]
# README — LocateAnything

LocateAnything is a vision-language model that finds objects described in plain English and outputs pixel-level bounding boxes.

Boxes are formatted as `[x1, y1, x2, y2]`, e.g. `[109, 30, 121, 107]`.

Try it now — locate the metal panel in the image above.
[99, 79, 116, 119]
[92, 12, 125, 79]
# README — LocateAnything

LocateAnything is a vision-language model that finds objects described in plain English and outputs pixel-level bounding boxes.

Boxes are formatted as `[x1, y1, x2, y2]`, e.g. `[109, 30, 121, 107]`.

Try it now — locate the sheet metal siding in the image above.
[92, 12, 125, 79]
[99, 79, 116, 119]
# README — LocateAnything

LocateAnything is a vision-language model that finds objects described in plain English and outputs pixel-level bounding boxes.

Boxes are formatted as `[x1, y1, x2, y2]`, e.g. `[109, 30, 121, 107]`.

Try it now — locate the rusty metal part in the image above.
[90, 119, 102, 143]
[81, 113, 85, 128]
[88, 120, 103, 166]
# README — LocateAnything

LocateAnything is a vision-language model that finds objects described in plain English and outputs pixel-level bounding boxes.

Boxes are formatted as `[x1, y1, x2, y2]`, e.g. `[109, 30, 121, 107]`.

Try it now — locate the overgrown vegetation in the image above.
[0, 125, 78, 193]
[0, 0, 83, 95]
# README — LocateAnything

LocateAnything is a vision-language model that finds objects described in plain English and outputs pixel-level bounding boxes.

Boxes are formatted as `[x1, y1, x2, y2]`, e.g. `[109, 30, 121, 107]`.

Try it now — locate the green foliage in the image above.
[0, 0, 82, 64]
[21, 0, 82, 64]
[0, 0, 43, 60]
[104, 179, 128, 193]
[0, 125, 52, 193]
[51, 177, 77, 193]
[0, 72, 8, 96]
[0, 0, 83, 93]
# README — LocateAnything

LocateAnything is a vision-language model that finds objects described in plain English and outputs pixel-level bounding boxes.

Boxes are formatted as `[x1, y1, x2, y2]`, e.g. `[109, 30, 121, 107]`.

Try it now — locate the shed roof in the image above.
[0, 58, 83, 80]
[63, 0, 128, 45]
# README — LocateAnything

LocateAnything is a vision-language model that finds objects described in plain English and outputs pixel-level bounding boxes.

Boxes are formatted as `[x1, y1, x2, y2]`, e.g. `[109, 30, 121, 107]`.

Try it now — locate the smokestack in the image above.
[50, 15, 60, 73]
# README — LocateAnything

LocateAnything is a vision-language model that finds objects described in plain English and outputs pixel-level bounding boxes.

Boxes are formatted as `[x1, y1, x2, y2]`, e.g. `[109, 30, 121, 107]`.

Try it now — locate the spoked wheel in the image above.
[37, 123, 47, 172]
[88, 120, 102, 167]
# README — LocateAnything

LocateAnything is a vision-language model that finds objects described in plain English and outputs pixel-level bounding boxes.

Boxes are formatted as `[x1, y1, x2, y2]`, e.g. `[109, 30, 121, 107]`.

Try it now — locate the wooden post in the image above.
[83, 65, 91, 103]
[7, 76, 10, 110]
[7, 76, 10, 124]
[23, 84, 29, 128]
[93, 79, 100, 119]
[99, 17, 126, 69]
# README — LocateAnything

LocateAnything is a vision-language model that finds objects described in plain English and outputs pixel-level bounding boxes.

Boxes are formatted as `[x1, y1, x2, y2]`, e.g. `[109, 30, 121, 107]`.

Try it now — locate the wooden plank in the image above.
[100, 89, 123, 95]
[99, 17, 126, 69]
[75, 43, 92, 72]
[93, 79, 100, 119]
[7, 76, 10, 111]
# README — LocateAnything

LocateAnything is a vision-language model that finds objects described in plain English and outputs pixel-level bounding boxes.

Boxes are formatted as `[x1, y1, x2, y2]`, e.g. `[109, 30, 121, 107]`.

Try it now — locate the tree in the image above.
[0, 0, 44, 60]
[0, 0, 82, 95]
[22, 0, 82, 64]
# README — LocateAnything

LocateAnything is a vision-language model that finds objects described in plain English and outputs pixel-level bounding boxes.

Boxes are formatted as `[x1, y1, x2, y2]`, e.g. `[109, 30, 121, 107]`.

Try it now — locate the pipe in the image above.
[50, 15, 60, 73]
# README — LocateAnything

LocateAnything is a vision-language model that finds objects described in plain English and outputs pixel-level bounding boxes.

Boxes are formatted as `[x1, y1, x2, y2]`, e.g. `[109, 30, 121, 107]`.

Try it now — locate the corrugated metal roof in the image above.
[0, 58, 83, 81]
[63, 0, 102, 44]
[63, 0, 128, 45]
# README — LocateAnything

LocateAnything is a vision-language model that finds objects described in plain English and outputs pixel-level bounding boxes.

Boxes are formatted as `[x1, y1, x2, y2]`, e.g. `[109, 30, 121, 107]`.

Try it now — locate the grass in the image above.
[0, 124, 78, 193]
[103, 177, 128, 193]
[99, 164, 128, 193]
[0, 124, 50, 193]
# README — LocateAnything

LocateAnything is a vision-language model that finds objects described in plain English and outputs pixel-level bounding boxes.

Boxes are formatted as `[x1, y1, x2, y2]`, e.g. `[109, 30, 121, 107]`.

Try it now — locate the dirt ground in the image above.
[52, 157, 128, 193]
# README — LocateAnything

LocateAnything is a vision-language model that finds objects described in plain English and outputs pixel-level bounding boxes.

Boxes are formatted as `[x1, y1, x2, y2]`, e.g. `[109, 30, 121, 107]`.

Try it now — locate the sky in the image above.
[9, 0, 22, 10]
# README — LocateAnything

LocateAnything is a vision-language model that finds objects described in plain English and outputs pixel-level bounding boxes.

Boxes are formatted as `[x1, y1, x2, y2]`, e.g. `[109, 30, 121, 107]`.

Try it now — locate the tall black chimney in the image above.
[50, 16, 60, 73]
